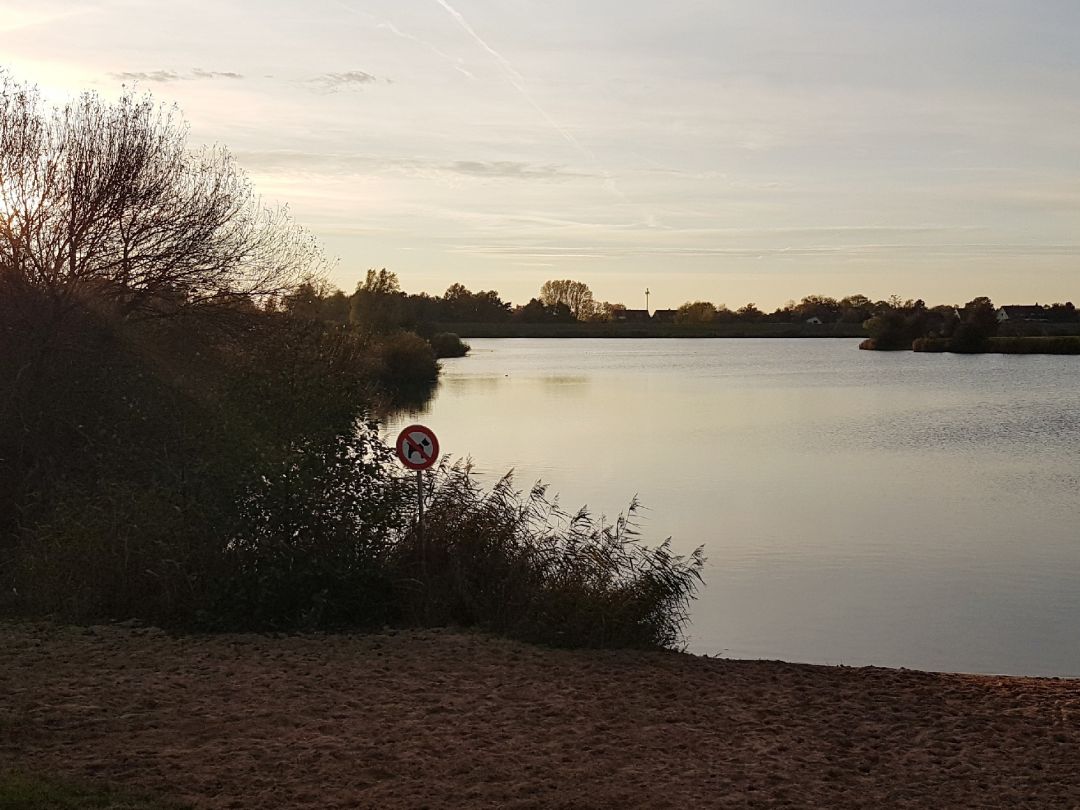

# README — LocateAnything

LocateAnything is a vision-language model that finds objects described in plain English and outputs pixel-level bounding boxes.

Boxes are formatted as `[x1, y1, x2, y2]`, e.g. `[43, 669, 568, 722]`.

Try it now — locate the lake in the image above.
[387, 339, 1080, 676]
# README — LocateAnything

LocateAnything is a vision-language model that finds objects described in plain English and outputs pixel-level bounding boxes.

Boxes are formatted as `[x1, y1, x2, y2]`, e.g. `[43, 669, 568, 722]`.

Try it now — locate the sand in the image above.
[2, 622, 1079, 808]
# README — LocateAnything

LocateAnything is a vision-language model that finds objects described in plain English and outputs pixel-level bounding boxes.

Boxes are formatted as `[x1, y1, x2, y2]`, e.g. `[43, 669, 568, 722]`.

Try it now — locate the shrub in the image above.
[949, 322, 990, 353]
[429, 332, 470, 359]
[863, 311, 916, 349]
[2, 283, 704, 649]
[366, 331, 438, 387]
[214, 429, 410, 630]
[391, 462, 706, 649]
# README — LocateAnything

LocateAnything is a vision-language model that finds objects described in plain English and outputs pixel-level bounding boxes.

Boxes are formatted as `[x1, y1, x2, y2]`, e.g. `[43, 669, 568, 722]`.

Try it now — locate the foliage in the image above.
[364, 330, 438, 388]
[514, 297, 575, 323]
[589, 302, 627, 322]
[0, 73, 320, 318]
[914, 336, 1080, 354]
[0, 69, 707, 655]
[675, 301, 718, 324]
[863, 311, 917, 350]
[392, 462, 706, 649]
[736, 303, 764, 322]
[429, 331, 470, 358]
[350, 268, 408, 333]
[215, 430, 409, 629]
[441, 284, 511, 322]
[539, 279, 595, 320]
[0, 278, 431, 624]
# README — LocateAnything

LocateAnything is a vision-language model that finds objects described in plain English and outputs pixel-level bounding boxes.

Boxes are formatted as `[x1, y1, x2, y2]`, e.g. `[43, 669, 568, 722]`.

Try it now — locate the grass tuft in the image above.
[393, 461, 706, 649]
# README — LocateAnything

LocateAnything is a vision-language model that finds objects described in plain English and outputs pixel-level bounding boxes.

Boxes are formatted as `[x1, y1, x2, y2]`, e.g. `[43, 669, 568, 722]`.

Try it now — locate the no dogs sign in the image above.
[395, 424, 440, 471]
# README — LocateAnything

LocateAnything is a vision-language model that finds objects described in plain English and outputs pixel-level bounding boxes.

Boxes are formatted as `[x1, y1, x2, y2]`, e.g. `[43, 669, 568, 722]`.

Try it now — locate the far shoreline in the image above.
[436, 321, 867, 339]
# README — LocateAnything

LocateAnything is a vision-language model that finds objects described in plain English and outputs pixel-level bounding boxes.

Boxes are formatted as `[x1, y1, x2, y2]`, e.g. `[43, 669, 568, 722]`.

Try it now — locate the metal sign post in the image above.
[415, 468, 425, 578]
[395, 424, 440, 596]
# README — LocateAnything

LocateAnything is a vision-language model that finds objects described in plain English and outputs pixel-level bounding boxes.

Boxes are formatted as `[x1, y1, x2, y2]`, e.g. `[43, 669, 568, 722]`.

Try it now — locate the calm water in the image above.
[388, 339, 1080, 676]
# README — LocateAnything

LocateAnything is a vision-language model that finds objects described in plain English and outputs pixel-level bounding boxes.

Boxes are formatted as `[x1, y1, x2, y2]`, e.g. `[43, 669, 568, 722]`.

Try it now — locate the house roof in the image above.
[616, 308, 650, 321]
[999, 305, 1048, 320]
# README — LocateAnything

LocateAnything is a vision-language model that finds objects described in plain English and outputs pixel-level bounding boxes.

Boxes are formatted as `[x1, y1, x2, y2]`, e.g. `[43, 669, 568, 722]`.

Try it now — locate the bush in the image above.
[429, 332, 470, 359]
[863, 311, 916, 349]
[214, 429, 410, 629]
[948, 322, 990, 353]
[986, 336, 1080, 354]
[2, 283, 704, 649]
[366, 331, 438, 387]
[391, 462, 705, 649]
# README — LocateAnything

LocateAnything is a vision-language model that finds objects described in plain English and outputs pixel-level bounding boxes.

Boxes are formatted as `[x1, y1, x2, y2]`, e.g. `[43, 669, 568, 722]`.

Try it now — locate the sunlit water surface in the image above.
[387, 339, 1080, 676]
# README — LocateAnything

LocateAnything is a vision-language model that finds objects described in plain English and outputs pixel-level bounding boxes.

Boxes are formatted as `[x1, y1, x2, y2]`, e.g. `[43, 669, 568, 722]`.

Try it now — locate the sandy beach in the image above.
[2, 622, 1078, 808]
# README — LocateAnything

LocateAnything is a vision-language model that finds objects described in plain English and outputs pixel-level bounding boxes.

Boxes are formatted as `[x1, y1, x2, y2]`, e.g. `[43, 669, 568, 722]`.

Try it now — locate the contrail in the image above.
[329, 0, 474, 79]
[432, 0, 529, 91]
[431, 0, 622, 198]
[375, 18, 475, 79]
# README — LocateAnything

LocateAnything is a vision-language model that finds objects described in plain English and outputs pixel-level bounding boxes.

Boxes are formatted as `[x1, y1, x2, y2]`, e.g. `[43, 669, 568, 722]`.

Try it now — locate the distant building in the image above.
[805, 316, 823, 325]
[651, 309, 677, 323]
[997, 305, 1048, 323]
[615, 308, 650, 322]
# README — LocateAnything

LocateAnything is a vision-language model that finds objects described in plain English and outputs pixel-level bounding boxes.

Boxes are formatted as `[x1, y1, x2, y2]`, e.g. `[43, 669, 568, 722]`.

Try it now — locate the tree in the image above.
[675, 301, 717, 324]
[441, 283, 511, 322]
[736, 303, 763, 322]
[0, 74, 322, 319]
[358, 268, 401, 296]
[514, 297, 574, 323]
[539, 279, 595, 320]
[962, 296, 998, 333]
[589, 302, 626, 322]
[864, 311, 916, 349]
[796, 295, 841, 323]
[350, 269, 406, 332]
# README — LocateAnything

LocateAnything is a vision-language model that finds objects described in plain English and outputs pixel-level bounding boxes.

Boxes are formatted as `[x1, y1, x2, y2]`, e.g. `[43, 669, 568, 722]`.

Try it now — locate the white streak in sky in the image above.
[430, 0, 628, 202]
[375, 18, 475, 79]
[329, 1, 474, 79]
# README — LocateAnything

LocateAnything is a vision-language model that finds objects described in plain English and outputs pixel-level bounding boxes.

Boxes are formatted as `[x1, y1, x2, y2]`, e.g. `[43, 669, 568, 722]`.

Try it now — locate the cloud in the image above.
[445, 161, 594, 180]
[191, 68, 244, 80]
[307, 71, 379, 92]
[111, 68, 243, 83]
[448, 243, 1080, 260]
[234, 151, 592, 181]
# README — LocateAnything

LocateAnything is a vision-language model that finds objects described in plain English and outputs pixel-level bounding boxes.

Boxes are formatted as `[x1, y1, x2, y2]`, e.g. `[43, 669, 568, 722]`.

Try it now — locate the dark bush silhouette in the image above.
[429, 332, 470, 358]
[392, 462, 705, 649]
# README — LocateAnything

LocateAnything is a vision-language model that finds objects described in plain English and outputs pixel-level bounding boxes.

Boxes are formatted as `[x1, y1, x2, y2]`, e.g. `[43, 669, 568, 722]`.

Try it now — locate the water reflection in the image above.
[388, 339, 1080, 676]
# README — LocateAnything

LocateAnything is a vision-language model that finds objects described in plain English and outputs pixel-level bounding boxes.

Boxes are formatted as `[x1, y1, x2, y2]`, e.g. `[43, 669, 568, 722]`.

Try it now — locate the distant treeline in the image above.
[861, 296, 1080, 352]
[278, 277, 1078, 338]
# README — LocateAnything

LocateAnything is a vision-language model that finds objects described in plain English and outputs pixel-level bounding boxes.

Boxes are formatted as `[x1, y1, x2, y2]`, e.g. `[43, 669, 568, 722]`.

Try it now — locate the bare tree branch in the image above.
[0, 73, 326, 320]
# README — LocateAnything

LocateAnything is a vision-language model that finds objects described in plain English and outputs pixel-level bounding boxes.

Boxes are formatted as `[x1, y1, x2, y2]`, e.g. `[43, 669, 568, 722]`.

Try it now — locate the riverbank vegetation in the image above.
[429, 331, 470, 358]
[860, 296, 1080, 353]
[0, 73, 701, 649]
[913, 336, 1080, 354]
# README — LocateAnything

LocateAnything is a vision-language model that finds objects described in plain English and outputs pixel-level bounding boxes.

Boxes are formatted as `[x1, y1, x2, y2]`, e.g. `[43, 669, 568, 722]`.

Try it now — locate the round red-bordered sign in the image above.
[395, 424, 440, 471]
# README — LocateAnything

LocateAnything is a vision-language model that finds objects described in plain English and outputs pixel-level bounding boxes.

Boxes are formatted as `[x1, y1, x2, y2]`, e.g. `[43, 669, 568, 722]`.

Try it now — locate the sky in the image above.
[3, 0, 1079, 310]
